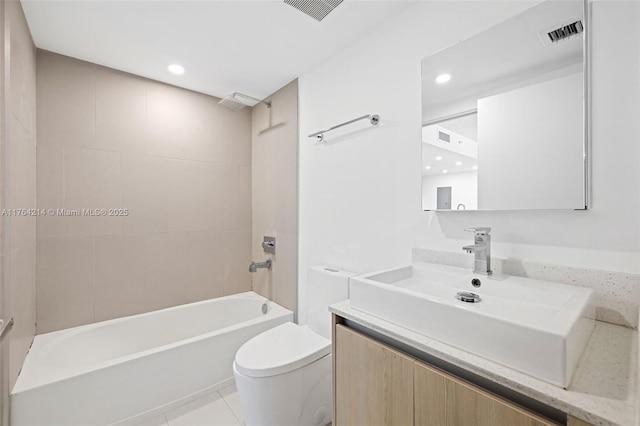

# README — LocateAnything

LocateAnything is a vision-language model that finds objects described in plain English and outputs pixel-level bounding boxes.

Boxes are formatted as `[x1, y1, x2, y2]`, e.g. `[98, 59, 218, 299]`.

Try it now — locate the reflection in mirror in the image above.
[421, 0, 587, 211]
[422, 113, 478, 210]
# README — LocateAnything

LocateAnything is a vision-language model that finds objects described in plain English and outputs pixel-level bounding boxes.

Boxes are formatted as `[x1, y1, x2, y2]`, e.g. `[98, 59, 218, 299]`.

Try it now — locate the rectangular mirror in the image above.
[421, 0, 588, 211]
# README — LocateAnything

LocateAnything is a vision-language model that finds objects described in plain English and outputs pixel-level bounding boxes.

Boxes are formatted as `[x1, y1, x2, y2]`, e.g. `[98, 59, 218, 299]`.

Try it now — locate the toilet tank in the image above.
[305, 266, 355, 340]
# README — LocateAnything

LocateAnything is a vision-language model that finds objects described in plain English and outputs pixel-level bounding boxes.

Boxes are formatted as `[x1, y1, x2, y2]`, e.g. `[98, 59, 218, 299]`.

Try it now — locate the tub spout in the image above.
[249, 259, 272, 273]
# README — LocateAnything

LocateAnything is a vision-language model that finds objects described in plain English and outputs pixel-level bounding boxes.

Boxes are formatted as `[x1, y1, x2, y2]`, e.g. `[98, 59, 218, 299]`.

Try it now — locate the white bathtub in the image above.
[11, 291, 293, 426]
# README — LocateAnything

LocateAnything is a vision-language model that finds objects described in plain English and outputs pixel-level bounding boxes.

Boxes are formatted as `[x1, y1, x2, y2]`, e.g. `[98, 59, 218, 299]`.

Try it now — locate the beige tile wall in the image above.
[36, 51, 253, 333]
[1, 0, 38, 393]
[251, 80, 298, 313]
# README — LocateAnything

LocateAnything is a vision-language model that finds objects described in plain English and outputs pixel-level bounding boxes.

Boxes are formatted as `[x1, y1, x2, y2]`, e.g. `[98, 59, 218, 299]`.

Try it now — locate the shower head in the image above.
[217, 96, 247, 111]
[218, 92, 272, 111]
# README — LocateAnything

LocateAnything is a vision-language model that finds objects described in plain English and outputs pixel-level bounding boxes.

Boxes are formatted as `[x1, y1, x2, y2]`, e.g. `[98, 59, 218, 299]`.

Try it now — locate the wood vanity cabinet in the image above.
[414, 360, 555, 426]
[333, 323, 590, 426]
[334, 323, 414, 425]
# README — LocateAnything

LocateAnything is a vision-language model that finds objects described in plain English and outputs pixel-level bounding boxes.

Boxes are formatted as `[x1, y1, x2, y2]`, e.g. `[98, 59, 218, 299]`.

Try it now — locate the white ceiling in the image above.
[433, 113, 477, 141]
[422, 144, 477, 177]
[422, 114, 478, 175]
[21, 0, 416, 100]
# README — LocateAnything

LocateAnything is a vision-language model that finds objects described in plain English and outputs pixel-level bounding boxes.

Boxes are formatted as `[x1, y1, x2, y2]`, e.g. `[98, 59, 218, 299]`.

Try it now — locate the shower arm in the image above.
[231, 92, 272, 108]
[0, 317, 13, 339]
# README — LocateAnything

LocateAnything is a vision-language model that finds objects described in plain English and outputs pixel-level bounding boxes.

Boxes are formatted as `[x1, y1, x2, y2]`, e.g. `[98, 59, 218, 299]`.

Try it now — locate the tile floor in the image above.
[135, 383, 244, 426]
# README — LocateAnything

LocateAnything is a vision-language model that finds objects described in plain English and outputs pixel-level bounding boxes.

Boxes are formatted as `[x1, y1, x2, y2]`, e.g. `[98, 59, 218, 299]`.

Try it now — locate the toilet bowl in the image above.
[233, 266, 355, 426]
[233, 323, 332, 425]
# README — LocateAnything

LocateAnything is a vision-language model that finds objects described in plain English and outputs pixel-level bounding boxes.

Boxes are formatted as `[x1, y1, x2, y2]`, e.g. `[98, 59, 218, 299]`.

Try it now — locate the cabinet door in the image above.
[414, 360, 558, 426]
[567, 416, 593, 426]
[334, 325, 414, 426]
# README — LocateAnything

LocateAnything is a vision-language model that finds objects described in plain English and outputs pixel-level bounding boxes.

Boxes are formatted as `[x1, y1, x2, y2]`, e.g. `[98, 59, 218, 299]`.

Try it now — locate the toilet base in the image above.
[233, 354, 332, 426]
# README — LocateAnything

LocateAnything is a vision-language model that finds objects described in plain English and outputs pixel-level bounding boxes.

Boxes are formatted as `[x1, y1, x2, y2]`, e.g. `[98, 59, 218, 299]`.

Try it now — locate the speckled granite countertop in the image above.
[330, 300, 638, 426]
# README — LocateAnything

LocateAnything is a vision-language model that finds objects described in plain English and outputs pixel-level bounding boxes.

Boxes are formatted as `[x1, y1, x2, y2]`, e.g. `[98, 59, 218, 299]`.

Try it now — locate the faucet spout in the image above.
[249, 259, 272, 273]
[462, 227, 492, 275]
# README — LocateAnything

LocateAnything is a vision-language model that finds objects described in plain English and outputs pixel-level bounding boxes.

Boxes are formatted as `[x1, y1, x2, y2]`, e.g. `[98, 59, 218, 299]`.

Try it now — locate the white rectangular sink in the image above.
[349, 263, 595, 387]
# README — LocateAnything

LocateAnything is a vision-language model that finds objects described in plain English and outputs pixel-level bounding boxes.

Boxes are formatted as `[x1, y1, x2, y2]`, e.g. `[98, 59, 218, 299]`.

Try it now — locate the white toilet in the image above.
[233, 265, 354, 426]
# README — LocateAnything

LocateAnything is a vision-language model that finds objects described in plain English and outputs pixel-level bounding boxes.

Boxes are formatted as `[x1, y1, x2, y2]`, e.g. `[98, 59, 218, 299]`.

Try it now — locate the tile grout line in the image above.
[220, 389, 243, 426]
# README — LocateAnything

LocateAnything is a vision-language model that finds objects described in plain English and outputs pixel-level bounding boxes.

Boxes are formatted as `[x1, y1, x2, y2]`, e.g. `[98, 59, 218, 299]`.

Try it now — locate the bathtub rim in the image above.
[12, 291, 292, 395]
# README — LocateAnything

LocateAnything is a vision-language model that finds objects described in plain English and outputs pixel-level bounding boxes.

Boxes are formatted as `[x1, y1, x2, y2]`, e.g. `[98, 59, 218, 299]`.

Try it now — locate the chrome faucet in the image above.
[249, 259, 272, 273]
[462, 227, 492, 275]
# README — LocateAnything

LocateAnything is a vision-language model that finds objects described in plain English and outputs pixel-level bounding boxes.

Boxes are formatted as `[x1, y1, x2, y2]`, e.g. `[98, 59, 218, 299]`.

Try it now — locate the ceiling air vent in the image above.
[539, 19, 584, 46]
[438, 131, 451, 143]
[284, 0, 343, 22]
[547, 20, 584, 43]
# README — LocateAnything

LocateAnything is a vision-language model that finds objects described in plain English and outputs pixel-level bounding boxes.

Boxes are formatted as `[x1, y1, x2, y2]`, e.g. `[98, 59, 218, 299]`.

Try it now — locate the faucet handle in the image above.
[464, 227, 491, 234]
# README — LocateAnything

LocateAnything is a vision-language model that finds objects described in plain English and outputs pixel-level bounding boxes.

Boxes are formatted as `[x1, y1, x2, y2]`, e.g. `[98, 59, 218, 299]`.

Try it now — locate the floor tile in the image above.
[219, 384, 244, 425]
[166, 391, 241, 426]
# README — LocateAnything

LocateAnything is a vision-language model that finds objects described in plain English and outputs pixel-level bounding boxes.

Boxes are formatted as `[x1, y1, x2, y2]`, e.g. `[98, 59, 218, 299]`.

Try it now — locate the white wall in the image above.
[478, 72, 584, 209]
[298, 1, 640, 319]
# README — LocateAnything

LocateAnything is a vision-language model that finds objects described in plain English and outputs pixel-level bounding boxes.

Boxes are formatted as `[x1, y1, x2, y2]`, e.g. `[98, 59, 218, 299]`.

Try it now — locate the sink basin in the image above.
[349, 263, 595, 387]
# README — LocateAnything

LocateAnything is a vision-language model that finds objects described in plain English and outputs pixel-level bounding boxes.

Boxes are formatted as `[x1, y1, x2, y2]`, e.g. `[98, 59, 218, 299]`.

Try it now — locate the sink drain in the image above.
[456, 291, 481, 303]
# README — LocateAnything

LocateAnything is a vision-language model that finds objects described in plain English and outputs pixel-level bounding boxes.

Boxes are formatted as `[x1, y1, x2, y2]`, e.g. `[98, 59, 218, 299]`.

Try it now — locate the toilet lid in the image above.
[234, 322, 331, 378]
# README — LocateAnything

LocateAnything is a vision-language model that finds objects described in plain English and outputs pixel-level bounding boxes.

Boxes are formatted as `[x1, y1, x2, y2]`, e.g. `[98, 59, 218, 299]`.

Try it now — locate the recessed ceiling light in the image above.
[435, 73, 451, 84]
[442, 170, 448, 174]
[455, 161, 463, 166]
[425, 165, 432, 170]
[168, 64, 185, 75]
[435, 156, 443, 161]
[472, 165, 478, 170]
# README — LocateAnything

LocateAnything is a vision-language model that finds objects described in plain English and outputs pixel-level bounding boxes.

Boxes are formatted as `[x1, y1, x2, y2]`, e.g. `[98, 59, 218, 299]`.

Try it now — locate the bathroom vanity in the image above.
[330, 302, 637, 426]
